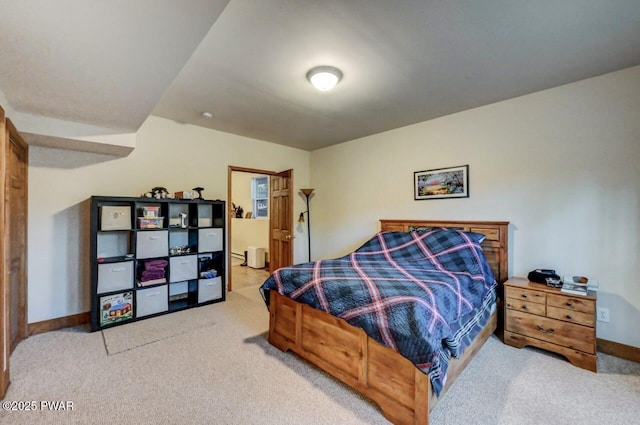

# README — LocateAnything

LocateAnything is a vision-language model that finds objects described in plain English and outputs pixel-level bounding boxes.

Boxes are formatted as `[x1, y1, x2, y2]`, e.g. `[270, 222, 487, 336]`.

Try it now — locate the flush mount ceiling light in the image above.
[201, 111, 213, 119]
[306, 66, 343, 91]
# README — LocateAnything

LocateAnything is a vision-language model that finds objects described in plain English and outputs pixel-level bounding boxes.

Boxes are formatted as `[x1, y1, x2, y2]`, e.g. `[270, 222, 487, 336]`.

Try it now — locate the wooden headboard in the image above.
[379, 219, 509, 285]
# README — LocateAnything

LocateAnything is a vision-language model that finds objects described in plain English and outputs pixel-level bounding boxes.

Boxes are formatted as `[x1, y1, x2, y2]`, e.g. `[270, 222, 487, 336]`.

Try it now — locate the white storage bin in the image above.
[198, 277, 223, 303]
[136, 285, 168, 317]
[247, 247, 265, 269]
[136, 230, 168, 259]
[101, 206, 131, 230]
[198, 228, 223, 252]
[97, 261, 134, 294]
[169, 255, 197, 282]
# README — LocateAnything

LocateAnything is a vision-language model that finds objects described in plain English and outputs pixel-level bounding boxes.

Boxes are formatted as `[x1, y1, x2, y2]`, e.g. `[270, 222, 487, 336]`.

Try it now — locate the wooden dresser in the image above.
[504, 277, 597, 371]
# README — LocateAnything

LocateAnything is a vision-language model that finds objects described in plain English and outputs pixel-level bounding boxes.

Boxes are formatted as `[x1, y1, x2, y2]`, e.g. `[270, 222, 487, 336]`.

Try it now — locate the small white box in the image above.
[97, 261, 134, 294]
[198, 277, 223, 303]
[101, 206, 131, 231]
[198, 228, 223, 252]
[247, 247, 265, 269]
[136, 230, 168, 259]
[136, 285, 168, 317]
[169, 255, 197, 282]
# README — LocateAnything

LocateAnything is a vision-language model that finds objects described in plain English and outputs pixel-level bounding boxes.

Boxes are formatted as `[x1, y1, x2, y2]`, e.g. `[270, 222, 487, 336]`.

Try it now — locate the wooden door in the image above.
[5, 119, 28, 353]
[269, 170, 293, 273]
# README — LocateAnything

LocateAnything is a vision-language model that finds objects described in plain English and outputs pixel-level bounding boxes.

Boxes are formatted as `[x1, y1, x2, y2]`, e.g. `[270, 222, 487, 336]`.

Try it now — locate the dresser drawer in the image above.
[505, 286, 546, 304]
[505, 297, 546, 316]
[506, 310, 595, 354]
[547, 293, 595, 314]
[547, 306, 595, 327]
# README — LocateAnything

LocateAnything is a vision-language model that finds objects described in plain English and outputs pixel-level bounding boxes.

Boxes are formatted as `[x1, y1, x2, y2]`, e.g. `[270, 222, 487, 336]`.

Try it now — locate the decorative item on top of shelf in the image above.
[414, 165, 469, 200]
[152, 187, 169, 199]
[192, 187, 204, 199]
[175, 190, 195, 199]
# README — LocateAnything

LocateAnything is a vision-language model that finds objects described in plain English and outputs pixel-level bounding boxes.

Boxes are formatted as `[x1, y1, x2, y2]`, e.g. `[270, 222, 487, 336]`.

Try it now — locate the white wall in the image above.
[27, 116, 310, 323]
[310, 66, 640, 347]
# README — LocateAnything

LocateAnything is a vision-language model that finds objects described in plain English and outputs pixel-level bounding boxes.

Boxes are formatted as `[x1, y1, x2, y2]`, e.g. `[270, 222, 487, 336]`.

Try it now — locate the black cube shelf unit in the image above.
[89, 196, 226, 332]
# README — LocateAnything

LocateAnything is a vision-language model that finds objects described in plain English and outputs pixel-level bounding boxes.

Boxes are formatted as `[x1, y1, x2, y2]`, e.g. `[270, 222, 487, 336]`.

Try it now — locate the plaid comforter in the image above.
[259, 228, 496, 396]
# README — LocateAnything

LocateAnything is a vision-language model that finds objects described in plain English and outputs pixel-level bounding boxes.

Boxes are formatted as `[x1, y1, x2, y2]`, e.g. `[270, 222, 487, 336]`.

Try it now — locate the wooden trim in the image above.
[597, 338, 640, 363]
[28, 312, 90, 336]
[0, 104, 8, 399]
[5, 119, 29, 350]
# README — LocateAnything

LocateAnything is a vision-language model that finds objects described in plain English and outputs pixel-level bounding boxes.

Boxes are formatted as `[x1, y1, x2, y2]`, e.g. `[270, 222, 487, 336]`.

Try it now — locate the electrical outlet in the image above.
[597, 307, 610, 323]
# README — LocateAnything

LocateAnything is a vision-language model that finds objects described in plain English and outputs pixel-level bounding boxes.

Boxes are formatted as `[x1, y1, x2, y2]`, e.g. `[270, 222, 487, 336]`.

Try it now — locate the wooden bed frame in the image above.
[268, 219, 509, 425]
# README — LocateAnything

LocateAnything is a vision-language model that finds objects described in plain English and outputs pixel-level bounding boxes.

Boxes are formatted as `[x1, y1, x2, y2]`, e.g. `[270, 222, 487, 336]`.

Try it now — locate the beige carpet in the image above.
[102, 306, 217, 355]
[2, 284, 639, 425]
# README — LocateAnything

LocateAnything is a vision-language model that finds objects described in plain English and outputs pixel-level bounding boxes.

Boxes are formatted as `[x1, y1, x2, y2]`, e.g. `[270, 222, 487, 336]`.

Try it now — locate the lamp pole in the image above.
[300, 189, 315, 262]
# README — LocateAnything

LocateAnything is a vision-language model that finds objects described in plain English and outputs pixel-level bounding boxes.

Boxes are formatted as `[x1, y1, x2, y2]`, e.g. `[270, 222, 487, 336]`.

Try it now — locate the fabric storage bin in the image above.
[97, 261, 134, 294]
[101, 206, 131, 230]
[198, 277, 223, 303]
[169, 255, 197, 282]
[136, 285, 168, 317]
[198, 228, 223, 252]
[136, 230, 168, 259]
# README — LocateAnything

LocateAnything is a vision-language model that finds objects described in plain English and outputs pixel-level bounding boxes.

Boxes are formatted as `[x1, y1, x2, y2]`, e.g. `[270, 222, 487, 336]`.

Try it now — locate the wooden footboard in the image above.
[269, 290, 498, 425]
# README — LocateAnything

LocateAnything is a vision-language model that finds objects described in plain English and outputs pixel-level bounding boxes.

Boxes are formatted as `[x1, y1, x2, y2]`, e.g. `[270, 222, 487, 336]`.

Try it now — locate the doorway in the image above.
[227, 166, 293, 292]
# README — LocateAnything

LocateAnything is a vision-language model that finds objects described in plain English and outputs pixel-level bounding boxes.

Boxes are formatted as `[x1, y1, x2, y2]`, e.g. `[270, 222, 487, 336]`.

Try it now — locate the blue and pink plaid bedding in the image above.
[260, 228, 496, 396]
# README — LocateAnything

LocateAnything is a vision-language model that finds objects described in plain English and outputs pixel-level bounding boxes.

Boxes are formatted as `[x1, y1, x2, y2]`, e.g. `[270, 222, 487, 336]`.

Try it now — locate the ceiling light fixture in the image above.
[201, 111, 213, 119]
[306, 66, 343, 91]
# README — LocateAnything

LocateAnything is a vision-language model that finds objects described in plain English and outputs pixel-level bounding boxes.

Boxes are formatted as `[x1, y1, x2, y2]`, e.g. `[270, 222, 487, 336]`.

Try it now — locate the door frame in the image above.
[0, 104, 8, 398]
[5, 119, 28, 353]
[1, 111, 29, 399]
[228, 166, 272, 292]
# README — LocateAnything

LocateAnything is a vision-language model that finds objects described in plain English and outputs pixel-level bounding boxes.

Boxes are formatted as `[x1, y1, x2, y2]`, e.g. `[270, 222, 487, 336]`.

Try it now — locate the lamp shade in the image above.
[307, 67, 342, 91]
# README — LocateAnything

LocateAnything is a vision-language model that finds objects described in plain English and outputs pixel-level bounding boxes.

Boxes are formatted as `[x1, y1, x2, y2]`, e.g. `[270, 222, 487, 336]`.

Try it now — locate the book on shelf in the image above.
[560, 282, 588, 296]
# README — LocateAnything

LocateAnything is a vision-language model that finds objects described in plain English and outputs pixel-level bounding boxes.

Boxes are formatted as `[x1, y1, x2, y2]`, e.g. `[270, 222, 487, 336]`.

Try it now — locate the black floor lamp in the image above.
[298, 188, 315, 262]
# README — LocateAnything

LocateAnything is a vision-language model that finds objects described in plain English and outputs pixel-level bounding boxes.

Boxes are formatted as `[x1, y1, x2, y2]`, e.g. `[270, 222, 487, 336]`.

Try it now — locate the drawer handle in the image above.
[566, 302, 573, 307]
[146, 292, 160, 297]
[522, 305, 528, 310]
[537, 325, 555, 334]
[521, 294, 528, 299]
[110, 267, 125, 272]
[566, 315, 572, 320]
[149, 236, 160, 240]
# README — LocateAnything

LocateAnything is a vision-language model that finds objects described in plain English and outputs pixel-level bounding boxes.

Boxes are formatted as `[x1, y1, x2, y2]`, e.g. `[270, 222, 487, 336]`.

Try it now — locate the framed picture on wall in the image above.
[414, 165, 469, 200]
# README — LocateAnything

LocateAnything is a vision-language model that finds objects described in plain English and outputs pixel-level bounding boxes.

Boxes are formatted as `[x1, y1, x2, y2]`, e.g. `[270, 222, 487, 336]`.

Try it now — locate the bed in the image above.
[261, 219, 509, 425]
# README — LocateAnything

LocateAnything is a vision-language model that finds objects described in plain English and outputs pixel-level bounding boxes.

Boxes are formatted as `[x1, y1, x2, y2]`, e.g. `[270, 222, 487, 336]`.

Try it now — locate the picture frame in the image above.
[414, 165, 469, 200]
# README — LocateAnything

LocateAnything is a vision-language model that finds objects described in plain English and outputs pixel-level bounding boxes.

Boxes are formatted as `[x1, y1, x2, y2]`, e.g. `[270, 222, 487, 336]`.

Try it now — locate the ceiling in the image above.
[1, 1, 639, 152]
